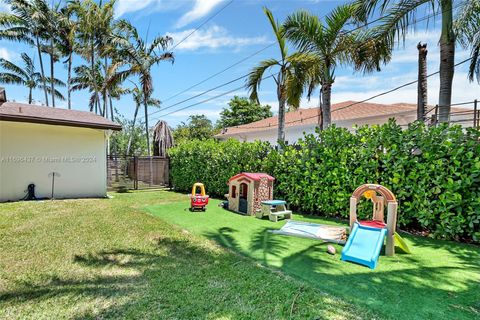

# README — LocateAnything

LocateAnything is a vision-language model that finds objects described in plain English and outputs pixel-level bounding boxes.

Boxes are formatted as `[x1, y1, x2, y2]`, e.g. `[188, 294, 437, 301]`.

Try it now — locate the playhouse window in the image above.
[231, 186, 236, 198]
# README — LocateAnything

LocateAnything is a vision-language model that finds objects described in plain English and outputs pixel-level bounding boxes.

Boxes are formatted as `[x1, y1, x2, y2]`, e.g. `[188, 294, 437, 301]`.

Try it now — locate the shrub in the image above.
[168, 121, 480, 242]
[168, 139, 271, 197]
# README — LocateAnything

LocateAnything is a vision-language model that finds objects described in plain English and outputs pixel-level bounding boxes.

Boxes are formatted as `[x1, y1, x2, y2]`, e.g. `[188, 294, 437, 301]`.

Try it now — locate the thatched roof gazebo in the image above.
[153, 120, 174, 157]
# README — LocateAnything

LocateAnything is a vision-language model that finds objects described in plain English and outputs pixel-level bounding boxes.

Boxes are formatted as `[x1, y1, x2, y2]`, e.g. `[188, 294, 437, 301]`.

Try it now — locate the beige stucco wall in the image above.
[0, 121, 107, 202]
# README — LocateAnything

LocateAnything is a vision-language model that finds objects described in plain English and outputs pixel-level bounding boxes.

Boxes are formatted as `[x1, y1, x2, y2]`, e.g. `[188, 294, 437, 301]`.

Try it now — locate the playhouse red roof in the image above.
[229, 173, 275, 182]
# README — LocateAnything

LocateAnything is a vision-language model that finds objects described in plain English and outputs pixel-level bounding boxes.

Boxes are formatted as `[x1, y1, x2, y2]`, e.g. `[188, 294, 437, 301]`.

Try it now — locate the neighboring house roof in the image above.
[215, 101, 466, 138]
[229, 172, 275, 183]
[0, 102, 122, 131]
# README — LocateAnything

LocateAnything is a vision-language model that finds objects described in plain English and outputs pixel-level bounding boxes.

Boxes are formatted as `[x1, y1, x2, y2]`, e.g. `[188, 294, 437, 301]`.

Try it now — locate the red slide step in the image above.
[358, 220, 386, 229]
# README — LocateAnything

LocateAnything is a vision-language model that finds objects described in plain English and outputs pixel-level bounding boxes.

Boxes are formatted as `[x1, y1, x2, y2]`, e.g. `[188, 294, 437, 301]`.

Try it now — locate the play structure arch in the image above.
[351, 184, 396, 202]
[349, 184, 398, 256]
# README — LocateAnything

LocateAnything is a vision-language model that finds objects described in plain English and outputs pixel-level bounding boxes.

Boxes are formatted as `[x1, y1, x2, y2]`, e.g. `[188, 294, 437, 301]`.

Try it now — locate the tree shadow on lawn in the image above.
[200, 225, 480, 319]
[1, 236, 358, 319]
[280, 241, 480, 320]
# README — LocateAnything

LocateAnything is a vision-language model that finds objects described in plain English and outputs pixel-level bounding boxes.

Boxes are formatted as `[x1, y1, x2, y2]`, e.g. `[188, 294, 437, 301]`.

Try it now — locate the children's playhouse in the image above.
[226, 173, 274, 215]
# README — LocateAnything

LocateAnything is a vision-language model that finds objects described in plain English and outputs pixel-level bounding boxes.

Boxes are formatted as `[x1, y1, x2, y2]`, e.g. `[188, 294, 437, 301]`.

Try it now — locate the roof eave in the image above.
[0, 114, 122, 131]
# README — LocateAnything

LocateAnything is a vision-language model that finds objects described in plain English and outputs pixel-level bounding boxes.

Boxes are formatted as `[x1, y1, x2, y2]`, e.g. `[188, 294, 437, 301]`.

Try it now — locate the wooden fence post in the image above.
[134, 156, 138, 190]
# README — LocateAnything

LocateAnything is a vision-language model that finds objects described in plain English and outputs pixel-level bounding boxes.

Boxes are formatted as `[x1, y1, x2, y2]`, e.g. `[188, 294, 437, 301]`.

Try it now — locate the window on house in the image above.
[231, 186, 236, 198]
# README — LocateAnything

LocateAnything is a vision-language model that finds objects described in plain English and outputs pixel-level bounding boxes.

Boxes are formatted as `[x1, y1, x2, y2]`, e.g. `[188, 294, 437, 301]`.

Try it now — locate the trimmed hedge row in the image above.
[168, 121, 480, 241]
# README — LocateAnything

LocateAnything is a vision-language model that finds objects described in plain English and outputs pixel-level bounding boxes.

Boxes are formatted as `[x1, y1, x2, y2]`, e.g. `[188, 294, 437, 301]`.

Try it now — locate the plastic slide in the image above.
[394, 232, 411, 254]
[341, 222, 387, 269]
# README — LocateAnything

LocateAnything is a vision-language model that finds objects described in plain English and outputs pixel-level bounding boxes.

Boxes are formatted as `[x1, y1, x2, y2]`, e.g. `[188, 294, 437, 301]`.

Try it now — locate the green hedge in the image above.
[168, 121, 480, 242]
[168, 139, 271, 197]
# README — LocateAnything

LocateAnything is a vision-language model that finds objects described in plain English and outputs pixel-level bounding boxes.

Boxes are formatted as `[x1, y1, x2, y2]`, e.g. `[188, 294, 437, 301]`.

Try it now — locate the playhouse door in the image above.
[239, 183, 248, 214]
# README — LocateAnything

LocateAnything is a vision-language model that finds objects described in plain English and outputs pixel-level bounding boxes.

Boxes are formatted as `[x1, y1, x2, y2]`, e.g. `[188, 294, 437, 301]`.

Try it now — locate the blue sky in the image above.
[0, 0, 479, 127]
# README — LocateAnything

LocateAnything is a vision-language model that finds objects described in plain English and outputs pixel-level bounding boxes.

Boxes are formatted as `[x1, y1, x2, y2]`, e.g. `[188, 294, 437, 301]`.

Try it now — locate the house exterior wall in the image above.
[218, 112, 418, 145]
[0, 121, 107, 202]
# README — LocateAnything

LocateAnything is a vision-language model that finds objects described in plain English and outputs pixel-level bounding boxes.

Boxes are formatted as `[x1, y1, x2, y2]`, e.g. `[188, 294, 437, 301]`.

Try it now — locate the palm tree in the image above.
[31, 0, 61, 107]
[70, 0, 100, 113]
[111, 20, 173, 156]
[246, 8, 320, 144]
[350, 0, 473, 123]
[455, 0, 480, 82]
[283, 4, 389, 129]
[0, 52, 65, 104]
[70, 63, 102, 113]
[57, 3, 77, 109]
[0, 0, 49, 105]
[126, 85, 160, 156]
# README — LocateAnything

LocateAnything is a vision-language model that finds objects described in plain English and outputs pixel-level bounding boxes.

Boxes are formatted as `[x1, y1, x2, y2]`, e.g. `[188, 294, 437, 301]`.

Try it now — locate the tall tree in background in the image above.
[247, 7, 320, 145]
[351, 0, 478, 123]
[217, 96, 273, 128]
[111, 20, 173, 157]
[173, 115, 214, 144]
[126, 85, 160, 156]
[284, 4, 389, 129]
[0, 0, 50, 105]
[417, 42, 428, 121]
[57, 4, 77, 109]
[0, 52, 64, 103]
[455, 0, 480, 82]
[33, 0, 60, 107]
[70, 62, 102, 112]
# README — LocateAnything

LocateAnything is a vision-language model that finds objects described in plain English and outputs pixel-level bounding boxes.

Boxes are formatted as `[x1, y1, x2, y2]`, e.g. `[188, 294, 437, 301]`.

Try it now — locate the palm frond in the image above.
[454, 0, 480, 81]
[263, 7, 287, 59]
[284, 10, 325, 55]
[0, 57, 28, 79]
[0, 72, 24, 85]
[245, 58, 279, 103]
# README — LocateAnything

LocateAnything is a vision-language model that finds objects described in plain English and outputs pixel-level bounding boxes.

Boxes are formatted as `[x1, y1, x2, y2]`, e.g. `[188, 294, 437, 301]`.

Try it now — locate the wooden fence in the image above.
[107, 155, 169, 190]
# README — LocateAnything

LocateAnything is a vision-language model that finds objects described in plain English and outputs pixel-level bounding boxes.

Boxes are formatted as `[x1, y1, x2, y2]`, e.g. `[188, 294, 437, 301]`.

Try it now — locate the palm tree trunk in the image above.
[417, 42, 428, 121]
[318, 87, 323, 131]
[103, 92, 107, 117]
[322, 82, 332, 129]
[109, 96, 114, 121]
[36, 36, 49, 106]
[126, 104, 139, 156]
[144, 97, 154, 185]
[277, 84, 286, 147]
[50, 40, 55, 107]
[67, 52, 72, 109]
[104, 57, 109, 118]
[438, 0, 455, 123]
[28, 87, 32, 104]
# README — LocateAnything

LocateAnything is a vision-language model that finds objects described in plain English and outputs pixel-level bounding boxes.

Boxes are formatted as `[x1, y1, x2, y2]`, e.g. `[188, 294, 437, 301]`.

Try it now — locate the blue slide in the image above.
[341, 222, 387, 269]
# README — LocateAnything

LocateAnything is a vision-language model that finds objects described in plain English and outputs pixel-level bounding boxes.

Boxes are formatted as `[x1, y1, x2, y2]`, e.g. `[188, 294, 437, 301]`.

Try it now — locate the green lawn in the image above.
[0, 190, 371, 319]
[148, 197, 480, 320]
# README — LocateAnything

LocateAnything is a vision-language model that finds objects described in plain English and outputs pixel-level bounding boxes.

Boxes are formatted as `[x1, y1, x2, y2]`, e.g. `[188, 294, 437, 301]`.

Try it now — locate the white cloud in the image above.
[0, 48, 15, 60]
[175, 0, 224, 28]
[115, 0, 158, 17]
[115, 0, 182, 17]
[168, 25, 268, 51]
[330, 71, 479, 107]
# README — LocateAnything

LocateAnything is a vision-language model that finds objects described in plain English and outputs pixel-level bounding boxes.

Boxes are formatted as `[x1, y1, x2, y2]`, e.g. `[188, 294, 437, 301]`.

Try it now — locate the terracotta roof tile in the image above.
[215, 101, 467, 137]
[0, 102, 122, 131]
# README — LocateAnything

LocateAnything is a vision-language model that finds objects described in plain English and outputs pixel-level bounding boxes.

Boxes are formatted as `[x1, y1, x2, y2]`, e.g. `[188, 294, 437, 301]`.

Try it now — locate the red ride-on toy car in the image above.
[190, 183, 209, 212]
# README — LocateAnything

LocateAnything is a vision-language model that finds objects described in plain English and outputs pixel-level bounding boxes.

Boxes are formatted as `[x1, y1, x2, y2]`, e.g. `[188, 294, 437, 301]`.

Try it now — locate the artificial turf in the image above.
[0, 190, 370, 319]
[148, 196, 480, 320]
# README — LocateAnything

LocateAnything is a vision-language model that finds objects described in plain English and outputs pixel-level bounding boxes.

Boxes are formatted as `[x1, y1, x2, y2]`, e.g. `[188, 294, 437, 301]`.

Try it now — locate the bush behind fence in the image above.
[168, 120, 480, 242]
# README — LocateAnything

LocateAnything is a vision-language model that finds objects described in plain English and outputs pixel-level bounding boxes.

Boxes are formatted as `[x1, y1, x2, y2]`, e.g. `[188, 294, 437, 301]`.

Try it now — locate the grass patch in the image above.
[0, 190, 369, 319]
[148, 197, 480, 320]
